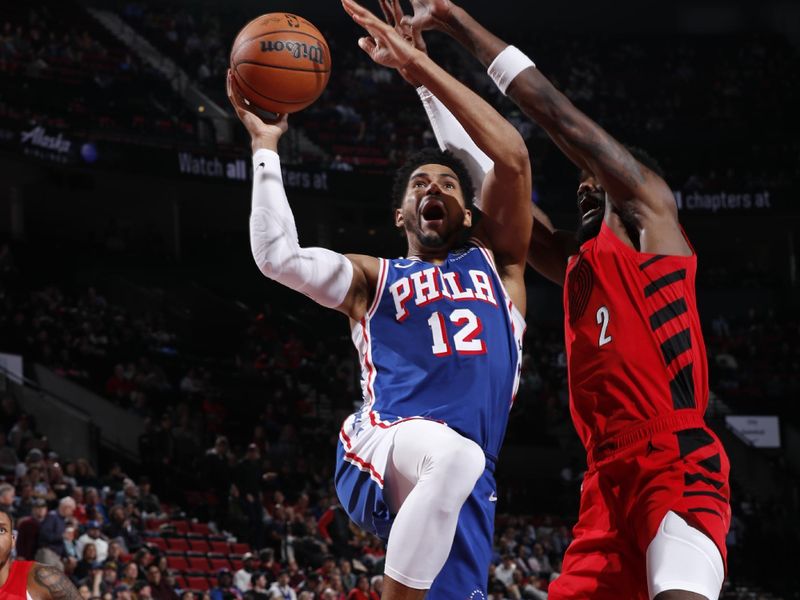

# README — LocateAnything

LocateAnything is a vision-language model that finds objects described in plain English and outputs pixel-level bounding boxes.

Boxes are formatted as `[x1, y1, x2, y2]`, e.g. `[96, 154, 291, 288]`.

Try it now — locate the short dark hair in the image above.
[391, 148, 476, 213]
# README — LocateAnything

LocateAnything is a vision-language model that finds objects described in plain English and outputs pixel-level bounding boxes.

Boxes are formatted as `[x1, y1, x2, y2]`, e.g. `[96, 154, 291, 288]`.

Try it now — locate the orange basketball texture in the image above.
[230, 13, 331, 114]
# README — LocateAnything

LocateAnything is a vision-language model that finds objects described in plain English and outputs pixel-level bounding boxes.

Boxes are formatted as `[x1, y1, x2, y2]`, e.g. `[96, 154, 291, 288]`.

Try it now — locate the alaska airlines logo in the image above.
[259, 40, 325, 64]
[389, 267, 497, 321]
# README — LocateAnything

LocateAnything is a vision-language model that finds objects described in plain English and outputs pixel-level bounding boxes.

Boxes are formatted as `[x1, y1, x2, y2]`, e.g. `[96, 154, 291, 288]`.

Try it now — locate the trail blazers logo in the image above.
[567, 253, 594, 324]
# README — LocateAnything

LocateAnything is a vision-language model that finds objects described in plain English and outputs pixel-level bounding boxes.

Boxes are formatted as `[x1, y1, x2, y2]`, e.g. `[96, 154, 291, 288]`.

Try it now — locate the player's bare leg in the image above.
[383, 576, 427, 600]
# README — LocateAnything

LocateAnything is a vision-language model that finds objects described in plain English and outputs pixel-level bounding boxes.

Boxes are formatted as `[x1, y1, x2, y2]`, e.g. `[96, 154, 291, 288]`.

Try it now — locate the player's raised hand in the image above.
[377, 0, 427, 86]
[378, 0, 427, 53]
[226, 69, 288, 151]
[341, 0, 419, 71]
[405, 0, 455, 34]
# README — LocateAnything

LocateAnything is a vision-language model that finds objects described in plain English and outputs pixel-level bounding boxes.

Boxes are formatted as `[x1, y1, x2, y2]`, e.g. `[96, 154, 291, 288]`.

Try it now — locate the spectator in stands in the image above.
[267, 571, 296, 600]
[338, 559, 355, 593]
[137, 476, 163, 517]
[529, 543, 551, 578]
[63, 524, 80, 561]
[234, 552, 256, 592]
[248, 572, 270, 600]
[15, 497, 48, 559]
[316, 504, 353, 560]
[236, 444, 262, 496]
[38, 495, 76, 561]
[105, 503, 142, 553]
[210, 568, 242, 600]
[495, 554, 517, 588]
[120, 561, 139, 588]
[368, 576, 382, 597]
[204, 435, 233, 508]
[77, 520, 109, 562]
[107, 540, 125, 566]
[13, 481, 35, 518]
[84, 487, 108, 523]
[134, 581, 154, 600]
[74, 542, 101, 582]
[146, 564, 178, 600]
[100, 561, 120, 595]
[345, 574, 374, 600]
[0, 483, 15, 516]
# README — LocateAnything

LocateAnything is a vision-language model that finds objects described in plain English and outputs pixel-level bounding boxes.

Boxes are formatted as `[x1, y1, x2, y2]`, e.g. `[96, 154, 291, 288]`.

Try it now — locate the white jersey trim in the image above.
[467, 237, 525, 405]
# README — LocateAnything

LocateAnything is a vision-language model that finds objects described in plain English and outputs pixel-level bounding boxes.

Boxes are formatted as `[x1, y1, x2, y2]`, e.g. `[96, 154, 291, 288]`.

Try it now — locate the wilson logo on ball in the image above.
[259, 40, 325, 65]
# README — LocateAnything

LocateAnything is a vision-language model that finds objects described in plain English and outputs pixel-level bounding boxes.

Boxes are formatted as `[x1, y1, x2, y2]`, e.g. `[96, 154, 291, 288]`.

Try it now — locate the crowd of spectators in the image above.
[0, 0, 196, 142]
[706, 309, 800, 425]
[0, 0, 797, 195]
[108, 1, 800, 190]
[2, 232, 799, 598]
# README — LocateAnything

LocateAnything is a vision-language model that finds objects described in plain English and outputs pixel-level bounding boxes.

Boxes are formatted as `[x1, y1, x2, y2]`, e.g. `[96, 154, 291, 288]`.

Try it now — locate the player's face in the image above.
[396, 164, 472, 249]
[575, 172, 606, 244]
[0, 512, 14, 567]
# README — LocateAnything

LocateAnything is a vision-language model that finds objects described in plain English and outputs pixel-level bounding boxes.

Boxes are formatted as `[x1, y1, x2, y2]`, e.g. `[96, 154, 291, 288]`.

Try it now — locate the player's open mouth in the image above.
[420, 197, 447, 224]
[578, 191, 604, 222]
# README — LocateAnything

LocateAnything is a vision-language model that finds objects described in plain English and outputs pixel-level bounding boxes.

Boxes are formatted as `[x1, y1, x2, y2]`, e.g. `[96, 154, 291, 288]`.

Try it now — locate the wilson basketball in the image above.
[230, 13, 331, 114]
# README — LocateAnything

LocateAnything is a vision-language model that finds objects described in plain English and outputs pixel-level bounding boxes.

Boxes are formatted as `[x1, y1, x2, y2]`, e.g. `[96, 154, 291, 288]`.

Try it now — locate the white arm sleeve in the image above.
[250, 149, 353, 309]
[417, 86, 494, 208]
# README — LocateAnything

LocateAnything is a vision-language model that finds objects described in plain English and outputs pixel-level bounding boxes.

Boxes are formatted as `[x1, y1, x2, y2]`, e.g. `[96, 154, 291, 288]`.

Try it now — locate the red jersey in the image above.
[0, 560, 34, 600]
[564, 222, 708, 449]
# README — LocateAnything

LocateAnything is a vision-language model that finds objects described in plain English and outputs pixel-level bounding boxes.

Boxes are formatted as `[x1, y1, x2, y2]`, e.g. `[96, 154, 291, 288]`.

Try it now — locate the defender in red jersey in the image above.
[0, 509, 82, 600]
[393, 1, 732, 598]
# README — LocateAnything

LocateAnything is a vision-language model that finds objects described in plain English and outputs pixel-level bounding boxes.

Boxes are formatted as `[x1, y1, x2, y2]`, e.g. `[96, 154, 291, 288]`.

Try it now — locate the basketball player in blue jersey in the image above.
[226, 0, 531, 597]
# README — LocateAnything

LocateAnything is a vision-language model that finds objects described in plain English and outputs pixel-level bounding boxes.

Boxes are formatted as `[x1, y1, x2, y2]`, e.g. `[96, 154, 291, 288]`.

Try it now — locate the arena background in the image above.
[0, 0, 798, 598]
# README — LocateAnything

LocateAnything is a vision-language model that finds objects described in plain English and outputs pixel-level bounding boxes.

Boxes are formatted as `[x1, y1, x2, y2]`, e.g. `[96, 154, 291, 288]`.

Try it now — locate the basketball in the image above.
[230, 13, 331, 114]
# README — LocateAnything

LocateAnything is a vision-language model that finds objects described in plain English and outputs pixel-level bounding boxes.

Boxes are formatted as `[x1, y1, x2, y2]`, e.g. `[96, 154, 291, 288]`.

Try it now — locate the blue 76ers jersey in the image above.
[349, 238, 525, 462]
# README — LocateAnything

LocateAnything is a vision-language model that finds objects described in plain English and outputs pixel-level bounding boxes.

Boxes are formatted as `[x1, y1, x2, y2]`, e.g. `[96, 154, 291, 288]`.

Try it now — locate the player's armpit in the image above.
[339, 254, 381, 321]
[30, 565, 83, 600]
[527, 224, 576, 287]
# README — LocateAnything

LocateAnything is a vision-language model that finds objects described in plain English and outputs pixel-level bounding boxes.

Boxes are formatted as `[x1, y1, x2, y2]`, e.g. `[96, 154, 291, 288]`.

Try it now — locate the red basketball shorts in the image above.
[547, 411, 731, 600]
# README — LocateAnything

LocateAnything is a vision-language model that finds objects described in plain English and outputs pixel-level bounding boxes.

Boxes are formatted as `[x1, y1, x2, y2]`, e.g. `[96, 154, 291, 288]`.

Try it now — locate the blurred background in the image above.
[0, 0, 798, 599]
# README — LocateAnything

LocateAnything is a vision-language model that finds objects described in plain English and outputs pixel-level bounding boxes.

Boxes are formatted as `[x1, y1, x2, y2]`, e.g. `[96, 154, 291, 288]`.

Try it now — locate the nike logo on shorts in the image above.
[489, 492, 498, 502]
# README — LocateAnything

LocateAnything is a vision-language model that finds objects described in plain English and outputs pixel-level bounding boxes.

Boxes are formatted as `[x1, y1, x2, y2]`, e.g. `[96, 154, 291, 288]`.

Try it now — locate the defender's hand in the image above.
[407, 0, 455, 34]
[342, 0, 420, 71]
[378, 0, 427, 53]
[377, 0, 427, 86]
[227, 69, 288, 152]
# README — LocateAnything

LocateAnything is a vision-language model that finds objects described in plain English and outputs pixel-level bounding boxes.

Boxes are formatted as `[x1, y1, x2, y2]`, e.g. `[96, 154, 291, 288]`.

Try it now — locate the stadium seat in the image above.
[208, 556, 231, 572]
[209, 540, 229, 554]
[231, 542, 250, 554]
[144, 537, 167, 552]
[171, 520, 191, 533]
[188, 537, 211, 553]
[190, 522, 212, 535]
[187, 554, 210, 573]
[166, 537, 189, 552]
[185, 576, 211, 591]
[166, 555, 189, 571]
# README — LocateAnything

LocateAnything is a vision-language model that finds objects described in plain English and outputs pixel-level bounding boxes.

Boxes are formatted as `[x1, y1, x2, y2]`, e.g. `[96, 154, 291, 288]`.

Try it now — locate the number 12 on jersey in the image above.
[427, 308, 486, 356]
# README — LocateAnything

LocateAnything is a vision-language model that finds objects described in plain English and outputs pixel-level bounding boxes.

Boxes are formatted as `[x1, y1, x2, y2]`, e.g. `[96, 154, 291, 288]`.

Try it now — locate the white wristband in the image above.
[487, 46, 535, 95]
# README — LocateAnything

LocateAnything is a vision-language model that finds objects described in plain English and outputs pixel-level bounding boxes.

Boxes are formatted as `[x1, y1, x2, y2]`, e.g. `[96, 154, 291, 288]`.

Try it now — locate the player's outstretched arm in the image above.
[343, 0, 531, 305]
[377, 0, 575, 286]
[227, 71, 377, 321]
[28, 564, 83, 600]
[408, 0, 690, 257]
